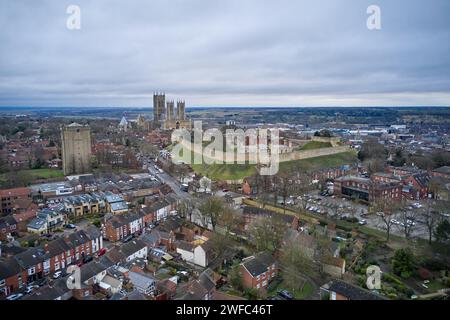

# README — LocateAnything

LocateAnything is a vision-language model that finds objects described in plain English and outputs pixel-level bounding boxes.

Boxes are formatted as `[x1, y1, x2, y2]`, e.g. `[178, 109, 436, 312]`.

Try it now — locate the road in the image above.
[147, 160, 193, 201]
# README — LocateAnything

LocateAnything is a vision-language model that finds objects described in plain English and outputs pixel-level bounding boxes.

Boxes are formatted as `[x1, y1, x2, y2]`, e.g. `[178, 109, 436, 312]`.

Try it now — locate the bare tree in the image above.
[371, 198, 404, 242]
[279, 238, 314, 292]
[249, 215, 287, 252]
[178, 199, 195, 222]
[397, 208, 419, 239]
[198, 196, 225, 231]
[420, 198, 440, 244]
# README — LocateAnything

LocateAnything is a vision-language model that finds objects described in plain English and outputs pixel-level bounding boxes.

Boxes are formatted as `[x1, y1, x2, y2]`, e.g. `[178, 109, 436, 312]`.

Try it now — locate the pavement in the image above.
[147, 160, 193, 201]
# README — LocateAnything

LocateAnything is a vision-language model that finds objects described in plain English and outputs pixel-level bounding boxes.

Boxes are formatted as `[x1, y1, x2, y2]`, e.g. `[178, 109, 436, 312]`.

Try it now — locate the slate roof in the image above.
[176, 240, 194, 252]
[80, 256, 114, 282]
[27, 217, 47, 230]
[434, 166, 450, 175]
[0, 215, 17, 228]
[198, 269, 216, 292]
[411, 172, 431, 189]
[241, 253, 276, 277]
[110, 201, 128, 212]
[326, 280, 387, 300]
[120, 239, 147, 258]
[128, 271, 156, 291]
[0, 257, 22, 279]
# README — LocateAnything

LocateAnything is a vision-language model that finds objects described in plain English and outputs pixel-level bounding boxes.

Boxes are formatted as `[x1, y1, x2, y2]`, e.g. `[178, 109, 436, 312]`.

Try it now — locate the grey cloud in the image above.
[0, 0, 449, 107]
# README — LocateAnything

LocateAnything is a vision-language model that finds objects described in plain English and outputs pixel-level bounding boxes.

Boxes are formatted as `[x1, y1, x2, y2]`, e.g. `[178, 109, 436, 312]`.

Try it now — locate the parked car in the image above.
[278, 290, 294, 300]
[24, 285, 38, 294]
[390, 219, 400, 225]
[65, 224, 76, 229]
[83, 255, 93, 264]
[6, 293, 23, 300]
[358, 219, 367, 225]
[97, 248, 107, 257]
[122, 235, 133, 243]
[53, 271, 62, 279]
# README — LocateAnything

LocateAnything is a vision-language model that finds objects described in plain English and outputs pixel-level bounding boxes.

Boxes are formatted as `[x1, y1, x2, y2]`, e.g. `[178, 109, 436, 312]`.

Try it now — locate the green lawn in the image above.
[279, 151, 358, 173]
[191, 163, 257, 181]
[189, 151, 357, 181]
[23, 168, 64, 179]
[267, 278, 314, 300]
[298, 141, 332, 150]
[0, 168, 64, 187]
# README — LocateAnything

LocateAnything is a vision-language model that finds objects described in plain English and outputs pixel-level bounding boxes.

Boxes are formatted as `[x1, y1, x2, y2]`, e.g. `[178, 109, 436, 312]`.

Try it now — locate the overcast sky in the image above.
[0, 0, 449, 107]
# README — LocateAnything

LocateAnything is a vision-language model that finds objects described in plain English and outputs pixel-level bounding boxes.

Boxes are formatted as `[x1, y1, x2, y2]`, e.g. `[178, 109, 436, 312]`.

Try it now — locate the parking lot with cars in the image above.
[282, 190, 445, 240]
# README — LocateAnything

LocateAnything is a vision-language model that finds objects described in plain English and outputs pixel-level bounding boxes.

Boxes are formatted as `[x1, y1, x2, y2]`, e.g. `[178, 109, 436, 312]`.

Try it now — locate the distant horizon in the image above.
[0, 105, 450, 110]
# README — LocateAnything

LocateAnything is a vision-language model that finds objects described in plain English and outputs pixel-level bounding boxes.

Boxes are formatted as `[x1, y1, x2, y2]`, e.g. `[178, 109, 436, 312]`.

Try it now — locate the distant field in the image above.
[0, 168, 64, 187]
[298, 140, 332, 150]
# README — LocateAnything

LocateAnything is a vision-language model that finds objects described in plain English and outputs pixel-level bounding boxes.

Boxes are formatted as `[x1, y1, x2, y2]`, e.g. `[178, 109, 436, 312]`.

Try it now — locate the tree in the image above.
[358, 138, 387, 162]
[392, 248, 415, 279]
[178, 199, 195, 222]
[198, 196, 225, 231]
[421, 199, 440, 244]
[220, 206, 244, 235]
[365, 158, 385, 175]
[138, 141, 159, 159]
[434, 219, 450, 243]
[249, 215, 287, 252]
[397, 208, 419, 239]
[391, 148, 406, 167]
[228, 265, 243, 291]
[431, 150, 450, 168]
[371, 198, 404, 242]
[279, 238, 314, 292]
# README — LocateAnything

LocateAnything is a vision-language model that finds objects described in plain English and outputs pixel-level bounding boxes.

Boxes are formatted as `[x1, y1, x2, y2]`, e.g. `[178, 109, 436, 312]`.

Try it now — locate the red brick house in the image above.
[0, 187, 32, 214]
[0, 216, 18, 240]
[240, 253, 277, 290]
[403, 172, 432, 199]
[0, 226, 103, 297]
[104, 212, 144, 242]
[334, 175, 402, 203]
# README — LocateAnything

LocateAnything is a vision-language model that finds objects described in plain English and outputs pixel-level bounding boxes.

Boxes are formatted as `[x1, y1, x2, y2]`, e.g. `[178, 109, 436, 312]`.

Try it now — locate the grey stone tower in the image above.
[61, 123, 92, 176]
[166, 100, 174, 121]
[153, 92, 165, 121]
[177, 100, 185, 120]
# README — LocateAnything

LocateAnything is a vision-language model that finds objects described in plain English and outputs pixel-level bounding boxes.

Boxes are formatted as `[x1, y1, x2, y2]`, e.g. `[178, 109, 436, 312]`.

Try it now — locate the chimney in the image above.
[44, 243, 49, 254]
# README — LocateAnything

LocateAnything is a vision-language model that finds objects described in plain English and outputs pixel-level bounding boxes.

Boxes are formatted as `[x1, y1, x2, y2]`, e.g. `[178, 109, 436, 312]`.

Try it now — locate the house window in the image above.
[0, 279, 5, 286]
[256, 283, 260, 289]
[28, 267, 35, 275]
[263, 280, 267, 287]
[54, 262, 60, 270]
